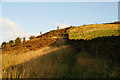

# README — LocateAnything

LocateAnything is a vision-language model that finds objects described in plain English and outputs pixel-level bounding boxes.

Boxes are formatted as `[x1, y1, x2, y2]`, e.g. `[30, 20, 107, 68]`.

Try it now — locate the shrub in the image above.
[70, 26, 74, 28]
[1, 42, 7, 48]
[40, 32, 42, 35]
[57, 26, 59, 30]
[15, 37, 21, 45]
[29, 36, 35, 40]
[9, 40, 14, 45]
[23, 37, 26, 42]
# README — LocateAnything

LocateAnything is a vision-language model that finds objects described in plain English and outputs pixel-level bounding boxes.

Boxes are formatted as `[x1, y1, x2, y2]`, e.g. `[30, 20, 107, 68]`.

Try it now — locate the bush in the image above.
[15, 37, 21, 45]
[40, 32, 42, 35]
[29, 36, 35, 40]
[57, 26, 59, 30]
[1, 42, 7, 48]
[9, 40, 14, 45]
[70, 26, 74, 28]
[23, 37, 26, 42]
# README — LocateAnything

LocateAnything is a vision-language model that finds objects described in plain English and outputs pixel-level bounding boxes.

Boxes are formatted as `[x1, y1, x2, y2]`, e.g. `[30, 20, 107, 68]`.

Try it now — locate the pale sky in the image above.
[1, 0, 119, 2]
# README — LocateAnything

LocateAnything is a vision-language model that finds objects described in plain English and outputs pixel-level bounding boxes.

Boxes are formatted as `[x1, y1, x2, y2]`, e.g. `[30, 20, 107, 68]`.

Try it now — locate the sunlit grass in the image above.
[69, 30, 119, 40]
[1, 24, 120, 78]
[2, 47, 119, 78]
[68, 24, 119, 40]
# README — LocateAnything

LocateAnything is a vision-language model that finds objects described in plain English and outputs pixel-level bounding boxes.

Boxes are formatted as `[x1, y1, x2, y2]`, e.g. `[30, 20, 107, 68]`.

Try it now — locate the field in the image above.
[68, 24, 119, 40]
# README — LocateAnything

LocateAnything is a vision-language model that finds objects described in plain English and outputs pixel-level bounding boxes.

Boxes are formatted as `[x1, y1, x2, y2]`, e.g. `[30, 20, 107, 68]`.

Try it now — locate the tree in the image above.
[9, 40, 14, 45]
[23, 37, 26, 42]
[29, 36, 35, 40]
[1, 42, 7, 48]
[70, 26, 74, 28]
[57, 26, 59, 30]
[15, 37, 21, 45]
[40, 32, 42, 35]
[40, 32, 43, 38]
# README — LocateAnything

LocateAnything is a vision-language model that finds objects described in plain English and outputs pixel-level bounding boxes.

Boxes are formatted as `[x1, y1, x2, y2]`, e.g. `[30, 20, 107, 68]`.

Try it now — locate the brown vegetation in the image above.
[2, 38, 57, 54]
[36, 27, 70, 38]
[29, 36, 35, 40]
[1, 22, 120, 78]
[2, 27, 70, 54]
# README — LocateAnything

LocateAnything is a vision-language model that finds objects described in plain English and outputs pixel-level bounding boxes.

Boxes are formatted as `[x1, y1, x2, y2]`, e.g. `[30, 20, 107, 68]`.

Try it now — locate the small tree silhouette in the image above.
[15, 37, 21, 45]
[40, 32, 42, 35]
[1, 42, 7, 48]
[9, 40, 14, 45]
[40, 32, 43, 38]
[29, 36, 35, 40]
[57, 26, 59, 30]
[23, 37, 26, 42]
[70, 26, 74, 28]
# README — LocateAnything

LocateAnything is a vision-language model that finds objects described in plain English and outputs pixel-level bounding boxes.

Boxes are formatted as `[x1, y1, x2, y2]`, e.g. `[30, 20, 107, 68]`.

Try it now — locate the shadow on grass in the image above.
[3, 47, 78, 78]
[2, 36, 120, 78]
[67, 36, 120, 65]
[50, 37, 69, 48]
[3, 46, 120, 78]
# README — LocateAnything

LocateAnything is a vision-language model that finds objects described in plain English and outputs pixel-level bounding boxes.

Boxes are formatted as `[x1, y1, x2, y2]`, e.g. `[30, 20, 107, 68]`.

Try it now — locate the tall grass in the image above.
[2, 24, 120, 78]
[2, 36, 120, 78]
[2, 46, 119, 78]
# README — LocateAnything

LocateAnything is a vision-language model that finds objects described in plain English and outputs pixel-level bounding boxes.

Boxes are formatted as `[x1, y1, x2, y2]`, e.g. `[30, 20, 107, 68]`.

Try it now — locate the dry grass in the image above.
[2, 41, 70, 78]
[2, 46, 68, 70]
[1, 35, 120, 78]
[2, 46, 119, 78]
[2, 37, 69, 78]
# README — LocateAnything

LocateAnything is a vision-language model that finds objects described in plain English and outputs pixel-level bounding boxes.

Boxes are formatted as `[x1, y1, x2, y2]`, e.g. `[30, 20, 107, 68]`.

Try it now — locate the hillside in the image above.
[2, 35, 120, 78]
[2, 27, 70, 54]
[2, 22, 120, 78]
[36, 27, 70, 38]
[68, 24, 119, 40]
[2, 23, 119, 53]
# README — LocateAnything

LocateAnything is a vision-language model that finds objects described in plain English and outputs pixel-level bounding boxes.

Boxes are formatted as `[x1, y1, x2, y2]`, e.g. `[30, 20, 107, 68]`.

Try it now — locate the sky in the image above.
[1, 0, 119, 2]
[0, 2, 118, 45]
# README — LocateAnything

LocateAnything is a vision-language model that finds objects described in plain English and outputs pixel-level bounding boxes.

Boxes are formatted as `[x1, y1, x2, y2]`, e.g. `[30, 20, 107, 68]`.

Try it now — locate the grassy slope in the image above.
[4, 47, 118, 78]
[68, 24, 119, 40]
[2, 23, 120, 78]
[2, 37, 120, 78]
[2, 27, 70, 54]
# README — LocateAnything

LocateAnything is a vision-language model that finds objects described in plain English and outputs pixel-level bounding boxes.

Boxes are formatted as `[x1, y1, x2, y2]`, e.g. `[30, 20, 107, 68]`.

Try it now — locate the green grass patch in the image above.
[69, 30, 119, 40]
